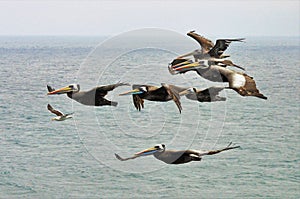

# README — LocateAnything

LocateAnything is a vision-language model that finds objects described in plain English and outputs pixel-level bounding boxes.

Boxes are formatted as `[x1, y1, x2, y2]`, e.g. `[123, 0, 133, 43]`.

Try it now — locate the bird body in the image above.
[153, 149, 202, 164]
[180, 87, 226, 102]
[115, 143, 240, 164]
[51, 115, 73, 121]
[177, 31, 245, 70]
[47, 104, 73, 121]
[47, 82, 129, 106]
[184, 31, 245, 60]
[170, 61, 267, 100]
[119, 83, 187, 113]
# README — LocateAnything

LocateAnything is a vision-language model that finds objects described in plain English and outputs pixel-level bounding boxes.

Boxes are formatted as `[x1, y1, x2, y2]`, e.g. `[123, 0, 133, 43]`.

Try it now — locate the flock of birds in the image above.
[46, 31, 268, 165]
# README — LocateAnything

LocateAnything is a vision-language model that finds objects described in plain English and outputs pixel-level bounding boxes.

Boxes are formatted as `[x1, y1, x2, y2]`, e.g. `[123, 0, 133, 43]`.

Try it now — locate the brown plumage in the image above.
[231, 74, 267, 99]
[47, 82, 130, 106]
[176, 31, 245, 71]
[186, 30, 245, 59]
[119, 83, 187, 113]
[180, 87, 226, 102]
[169, 61, 267, 100]
[47, 104, 73, 121]
[47, 104, 63, 116]
[115, 142, 240, 164]
[187, 30, 214, 52]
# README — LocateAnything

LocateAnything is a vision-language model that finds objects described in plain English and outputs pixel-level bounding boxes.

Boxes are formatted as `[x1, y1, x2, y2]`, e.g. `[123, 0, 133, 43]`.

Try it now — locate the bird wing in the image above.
[208, 38, 245, 58]
[161, 83, 182, 113]
[115, 153, 139, 161]
[99, 82, 130, 92]
[187, 31, 214, 51]
[132, 94, 144, 111]
[200, 87, 225, 96]
[65, 112, 74, 116]
[131, 84, 153, 111]
[47, 104, 63, 116]
[47, 85, 55, 92]
[94, 82, 130, 97]
[168, 85, 189, 94]
[87, 82, 130, 98]
[240, 74, 267, 99]
[196, 142, 240, 156]
[217, 60, 245, 71]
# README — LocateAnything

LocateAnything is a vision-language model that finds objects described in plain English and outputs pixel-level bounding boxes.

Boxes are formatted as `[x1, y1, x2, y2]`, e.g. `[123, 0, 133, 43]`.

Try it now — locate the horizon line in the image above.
[0, 34, 298, 38]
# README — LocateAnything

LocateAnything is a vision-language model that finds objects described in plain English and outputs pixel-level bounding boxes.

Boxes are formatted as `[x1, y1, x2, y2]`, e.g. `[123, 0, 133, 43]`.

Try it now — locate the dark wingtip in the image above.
[115, 153, 121, 160]
[256, 94, 268, 100]
[225, 142, 241, 151]
[115, 81, 130, 87]
[234, 38, 246, 42]
[233, 64, 245, 71]
[111, 101, 118, 107]
[115, 153, 124, 161]
[187, 30, 195, 35]
[47, 85, 52, 92]
[122, 83, 131, 86]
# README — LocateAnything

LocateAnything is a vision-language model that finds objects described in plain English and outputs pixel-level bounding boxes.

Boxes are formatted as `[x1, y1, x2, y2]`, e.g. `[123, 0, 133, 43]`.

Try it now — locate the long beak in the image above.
[177, 51, 194, 59]
[47, 86, 72, 95]
[134, 147, 158, 156]
[179, 89, 190, 96]
[119, 89, 143, 96]
[171, 60, 193, 69]
[174, 62, 201, 71]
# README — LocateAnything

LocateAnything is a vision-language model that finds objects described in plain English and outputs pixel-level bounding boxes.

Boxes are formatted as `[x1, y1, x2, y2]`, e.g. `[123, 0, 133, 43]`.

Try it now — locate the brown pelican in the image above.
[169, 61, 267, 100]
[47, 104, 73, 121]
[177, 31, 245, 70]
[179, 87, 226, 102]
[47, 82, 130, 106]
[115, 142, 240, 164]
[181, 30, 245, 60]
[119, 83, 187, 113]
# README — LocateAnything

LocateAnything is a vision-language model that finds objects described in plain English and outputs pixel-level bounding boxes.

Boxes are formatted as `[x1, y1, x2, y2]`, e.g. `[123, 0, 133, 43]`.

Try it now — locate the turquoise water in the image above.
[0, 31, 299, 198]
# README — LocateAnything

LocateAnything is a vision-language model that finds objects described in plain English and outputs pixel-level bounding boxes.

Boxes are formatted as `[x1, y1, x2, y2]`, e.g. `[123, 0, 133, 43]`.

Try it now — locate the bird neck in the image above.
[67, 92, 74, 99]
[153, 151, 164, 158]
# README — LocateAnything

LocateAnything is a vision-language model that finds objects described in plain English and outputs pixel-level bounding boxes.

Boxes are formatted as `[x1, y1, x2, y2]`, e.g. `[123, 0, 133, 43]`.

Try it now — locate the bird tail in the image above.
[253, 93, 268, 100]
[111, 101, 118, 107]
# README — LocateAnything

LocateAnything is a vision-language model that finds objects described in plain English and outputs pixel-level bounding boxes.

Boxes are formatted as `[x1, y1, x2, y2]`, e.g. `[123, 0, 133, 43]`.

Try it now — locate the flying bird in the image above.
[169, 60, 267, 100]
[47, 82, 129, 106]
[176, 31, 245, 70]
[47, 104, 73, 121]
[119, 83, 187, 113]
[179, 86, 226, 102]
[115, 142, 240, 164]
[181, 30, 245, 60]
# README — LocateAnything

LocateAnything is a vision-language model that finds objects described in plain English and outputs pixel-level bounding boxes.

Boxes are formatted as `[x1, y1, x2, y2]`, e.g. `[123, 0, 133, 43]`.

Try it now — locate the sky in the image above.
[0, 0, 299, 36]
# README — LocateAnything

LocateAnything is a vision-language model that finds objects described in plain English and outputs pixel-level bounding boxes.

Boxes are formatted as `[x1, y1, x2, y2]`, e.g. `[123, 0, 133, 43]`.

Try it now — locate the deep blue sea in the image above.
[0, 29, 299, 198]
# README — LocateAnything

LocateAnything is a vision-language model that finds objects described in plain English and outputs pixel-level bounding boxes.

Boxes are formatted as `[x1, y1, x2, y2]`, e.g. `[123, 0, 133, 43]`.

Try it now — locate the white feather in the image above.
[232, 73, 246, 88]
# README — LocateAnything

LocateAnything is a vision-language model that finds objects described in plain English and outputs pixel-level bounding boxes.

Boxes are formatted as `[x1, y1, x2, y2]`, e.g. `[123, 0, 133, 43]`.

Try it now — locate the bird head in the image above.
[169, 60, 211, 74]
[47, 84, 80, 95]
[134, 144, 165, 156]
[119, 86, 147, 96]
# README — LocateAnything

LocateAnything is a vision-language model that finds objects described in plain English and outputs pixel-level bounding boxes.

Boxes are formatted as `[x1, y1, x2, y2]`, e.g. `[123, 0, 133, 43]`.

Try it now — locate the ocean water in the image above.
[0, 30, 299, 198]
